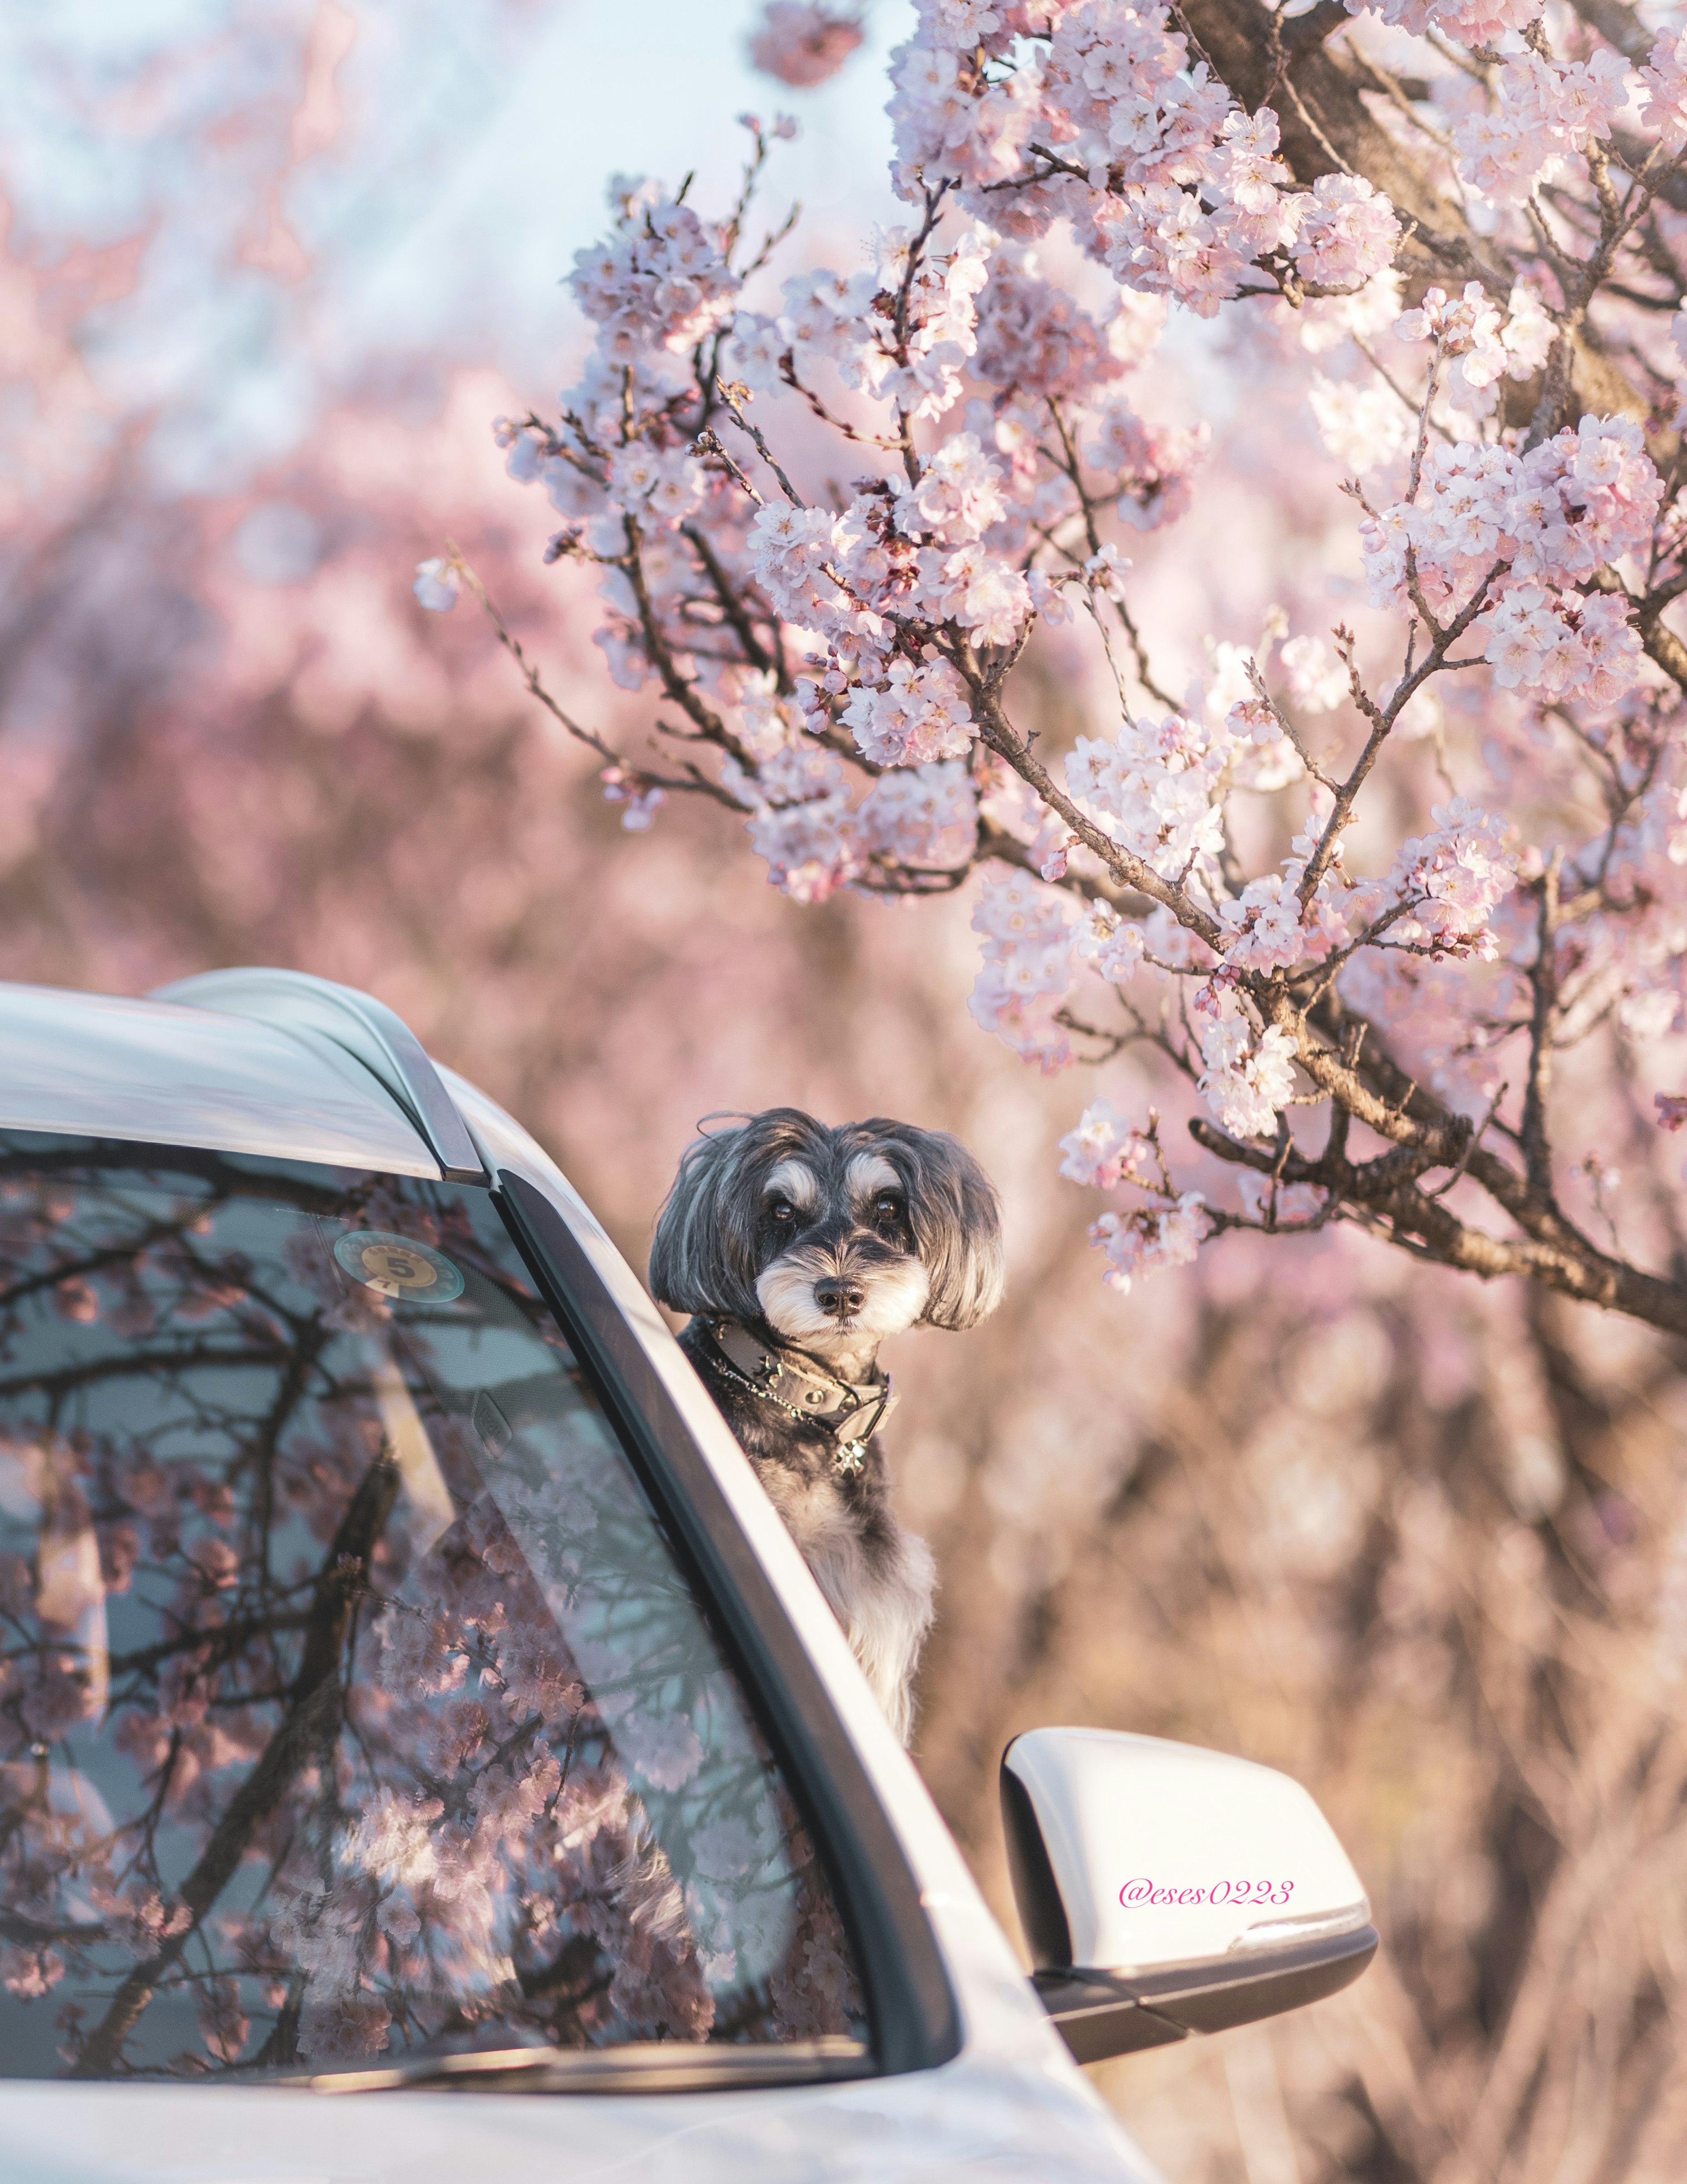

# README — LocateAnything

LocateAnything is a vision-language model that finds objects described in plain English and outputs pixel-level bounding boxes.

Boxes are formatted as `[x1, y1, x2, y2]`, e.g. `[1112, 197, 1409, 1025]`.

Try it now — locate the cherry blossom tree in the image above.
[426, 0, 1687, 1338]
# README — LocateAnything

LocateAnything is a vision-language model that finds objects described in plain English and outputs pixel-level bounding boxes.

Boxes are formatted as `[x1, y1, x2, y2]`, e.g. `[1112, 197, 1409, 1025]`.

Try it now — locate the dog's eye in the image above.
[873, 1192, 903, 1224]
[767, 1198, 796, 1224]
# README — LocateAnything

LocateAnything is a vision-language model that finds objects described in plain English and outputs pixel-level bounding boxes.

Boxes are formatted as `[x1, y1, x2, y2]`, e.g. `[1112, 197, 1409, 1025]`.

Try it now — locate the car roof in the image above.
[0, 975, 447, 1176]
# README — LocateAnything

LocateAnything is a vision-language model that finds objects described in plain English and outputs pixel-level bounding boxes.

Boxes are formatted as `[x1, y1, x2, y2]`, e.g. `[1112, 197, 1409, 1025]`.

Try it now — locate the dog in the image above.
[649, 1108, 1003, 1744]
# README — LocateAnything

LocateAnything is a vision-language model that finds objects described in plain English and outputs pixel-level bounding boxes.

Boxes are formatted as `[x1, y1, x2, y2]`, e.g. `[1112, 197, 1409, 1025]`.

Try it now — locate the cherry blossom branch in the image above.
[71, 1449, 402, 2075]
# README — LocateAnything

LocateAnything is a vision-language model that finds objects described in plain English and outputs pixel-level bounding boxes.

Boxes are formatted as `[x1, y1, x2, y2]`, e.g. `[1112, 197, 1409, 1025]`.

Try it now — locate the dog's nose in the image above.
[813, 1277, 865, 1319]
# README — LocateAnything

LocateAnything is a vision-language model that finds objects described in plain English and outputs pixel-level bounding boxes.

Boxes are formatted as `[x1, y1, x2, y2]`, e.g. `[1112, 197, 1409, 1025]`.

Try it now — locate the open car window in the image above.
[0, 1133, 866, 2081]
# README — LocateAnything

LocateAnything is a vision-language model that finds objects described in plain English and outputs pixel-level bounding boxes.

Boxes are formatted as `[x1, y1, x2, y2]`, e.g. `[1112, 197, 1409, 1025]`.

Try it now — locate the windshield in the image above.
[0, 1133, 865, 2080]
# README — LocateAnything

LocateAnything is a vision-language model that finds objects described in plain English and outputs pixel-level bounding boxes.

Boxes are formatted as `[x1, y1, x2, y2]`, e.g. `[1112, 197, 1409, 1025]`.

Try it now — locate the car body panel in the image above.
[0, 985, 1163, 2183]
[1, 2070, 1155, 2184]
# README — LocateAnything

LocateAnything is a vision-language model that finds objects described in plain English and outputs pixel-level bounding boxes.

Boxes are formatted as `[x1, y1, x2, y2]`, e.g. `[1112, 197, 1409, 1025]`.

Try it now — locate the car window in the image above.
[0, 1133, 865, 2080]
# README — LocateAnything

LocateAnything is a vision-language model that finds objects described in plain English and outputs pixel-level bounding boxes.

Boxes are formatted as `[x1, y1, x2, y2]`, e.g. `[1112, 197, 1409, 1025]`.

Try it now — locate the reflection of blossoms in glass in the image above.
[1, 1944, 65, 1999]
[0, 1154, 865, 2077]
[341, 1788, 445, 1890]
[767, 1836, 861, 2038]
[0, 1552, 33, 1616]
[198, 1979, 250, 2065]
[600, 1701, 705, 1793]
[299, 1991, 393, 2061]
[20, 1653, 99, 1738]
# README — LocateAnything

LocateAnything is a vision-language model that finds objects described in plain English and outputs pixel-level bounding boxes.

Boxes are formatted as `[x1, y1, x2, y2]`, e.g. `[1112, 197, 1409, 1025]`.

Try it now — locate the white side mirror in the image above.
[1002, 1727, 1376, 2064]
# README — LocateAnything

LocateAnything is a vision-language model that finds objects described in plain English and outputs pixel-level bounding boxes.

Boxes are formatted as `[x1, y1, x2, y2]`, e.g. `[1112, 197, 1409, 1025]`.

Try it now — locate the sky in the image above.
[0, 0, 912, 491]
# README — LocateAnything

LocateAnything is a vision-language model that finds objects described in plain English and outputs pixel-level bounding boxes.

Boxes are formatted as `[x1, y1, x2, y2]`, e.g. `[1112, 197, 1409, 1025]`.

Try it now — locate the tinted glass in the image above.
[0, 1136, 864, 2078]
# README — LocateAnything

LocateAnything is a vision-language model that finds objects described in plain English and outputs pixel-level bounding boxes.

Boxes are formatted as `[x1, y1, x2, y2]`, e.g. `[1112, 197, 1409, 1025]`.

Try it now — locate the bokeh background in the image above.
[6, 5, 1687, 2177]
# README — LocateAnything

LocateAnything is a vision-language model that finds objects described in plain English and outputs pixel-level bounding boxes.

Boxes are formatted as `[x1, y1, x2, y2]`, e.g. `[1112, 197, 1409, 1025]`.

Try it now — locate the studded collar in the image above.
[702, 1317, 898, 1476]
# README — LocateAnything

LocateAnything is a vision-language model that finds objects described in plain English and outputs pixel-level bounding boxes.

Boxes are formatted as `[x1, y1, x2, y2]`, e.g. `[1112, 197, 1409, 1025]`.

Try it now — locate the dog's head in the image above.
[649, 1108, 1003, 1361]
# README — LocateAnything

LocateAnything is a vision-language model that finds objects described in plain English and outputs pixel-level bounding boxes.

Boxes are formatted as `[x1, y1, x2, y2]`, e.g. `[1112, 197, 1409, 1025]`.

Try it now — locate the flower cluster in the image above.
[887, 4, 1400, 317]
[971, 243, 1127, 403]
[733, 228, 990, 422]
[1089, 1194, 1207, 1292]
[744, 431, 1040, 769]
[1085, 398, 1208, 530]
[1381, 798, 1519, 959]
[1453, 47, 1629, 208]
[1217, 866, 1349, 976]
[1074, 896, 1148, 984]
[1361, 413, 1661, 706]
[1065, 711, 1230, 878]
[1392, 280, 1554, 417]
[969, 870, 1077, 1070]
[748, 1, 863, 89]
[1058, 1095, 1153, 1186]
[570, 185, 740, 359]
[1197, 1008, 1300, 1139]
[1642, 27, 1687, 153]
[1346, 0, 1537, 47]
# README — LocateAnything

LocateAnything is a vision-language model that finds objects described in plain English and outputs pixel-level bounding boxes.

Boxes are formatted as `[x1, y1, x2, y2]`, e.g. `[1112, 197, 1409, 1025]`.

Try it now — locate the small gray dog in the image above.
[649, 1108, 1003, 1742]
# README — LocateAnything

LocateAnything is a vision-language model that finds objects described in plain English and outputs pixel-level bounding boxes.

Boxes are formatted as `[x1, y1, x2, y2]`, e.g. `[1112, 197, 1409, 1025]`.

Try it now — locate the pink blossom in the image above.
[1343, 0, 1538, 50]
[736, 745, 861, 902]
[1065, 713, 1228, 879]
[894, 433, 1007, 545]
[1384, 797, 1518, 955]
[1059, 1097, 1151, 1187]
[748, 3, 864, 89]
[1279, 634, 1348, 714]
[1641, 29, 1687, 154]
[973, 246, 1126, 401]
[1453, 49, 1628, 208]
[1218, 871, 1345, 975]
[1089, 1193, 1207, 1293]
[413, 557, 459, 612]
[1074, 898, 1148, 984]
[1085, 400, 1208, 530]
[1289, 174, 1400, 290]
[856, 761, 978, 868]
[570, 189, 739, 359]
[841, 657, 975, 766]
[969, 871, 1076, 1069]
[600, 766, 668, 833]
[1197, 1015, 1299, 1139]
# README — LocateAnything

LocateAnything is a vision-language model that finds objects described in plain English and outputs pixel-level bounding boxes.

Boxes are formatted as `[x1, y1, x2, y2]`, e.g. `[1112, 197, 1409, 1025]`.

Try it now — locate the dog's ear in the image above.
[876, 1124, 1005, 1331]
[648, 1125, 764, 1320]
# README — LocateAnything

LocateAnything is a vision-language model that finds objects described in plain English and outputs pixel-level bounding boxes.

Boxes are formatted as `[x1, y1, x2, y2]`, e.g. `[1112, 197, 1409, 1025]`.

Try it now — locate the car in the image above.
[0, 969, 1376, 2183]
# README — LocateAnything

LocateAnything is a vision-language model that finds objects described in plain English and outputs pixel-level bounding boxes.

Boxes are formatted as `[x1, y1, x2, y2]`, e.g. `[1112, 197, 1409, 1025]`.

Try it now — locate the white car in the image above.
[0, 971, 1376, 2183]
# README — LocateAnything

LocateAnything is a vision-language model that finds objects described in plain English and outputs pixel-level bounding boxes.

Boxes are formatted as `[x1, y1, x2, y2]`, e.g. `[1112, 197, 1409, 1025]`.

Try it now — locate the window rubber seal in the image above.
[494, 1170, 963, 2081]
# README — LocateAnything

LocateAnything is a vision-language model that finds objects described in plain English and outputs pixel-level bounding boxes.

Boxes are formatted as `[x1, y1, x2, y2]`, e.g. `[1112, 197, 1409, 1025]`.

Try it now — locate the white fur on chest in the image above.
[754, 1462, 935, 1746]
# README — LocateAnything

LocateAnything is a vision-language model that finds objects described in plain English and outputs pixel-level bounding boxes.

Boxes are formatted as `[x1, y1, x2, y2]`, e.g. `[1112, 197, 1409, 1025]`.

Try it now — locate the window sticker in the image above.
[333, 1228, 466, 1302]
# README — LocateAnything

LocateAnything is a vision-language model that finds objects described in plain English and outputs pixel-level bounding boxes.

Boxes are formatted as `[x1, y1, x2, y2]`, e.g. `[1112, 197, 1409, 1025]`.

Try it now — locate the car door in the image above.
[0, 1112, 1156, 2182]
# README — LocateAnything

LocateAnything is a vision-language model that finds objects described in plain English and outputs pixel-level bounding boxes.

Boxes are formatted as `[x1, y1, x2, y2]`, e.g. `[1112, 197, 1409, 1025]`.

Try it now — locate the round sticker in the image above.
[333, 1230, 465, 1304]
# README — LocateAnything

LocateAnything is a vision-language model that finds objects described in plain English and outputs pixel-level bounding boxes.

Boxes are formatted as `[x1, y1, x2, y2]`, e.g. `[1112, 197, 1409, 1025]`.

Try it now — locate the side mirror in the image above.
[1002, 1727, 1377, 2065]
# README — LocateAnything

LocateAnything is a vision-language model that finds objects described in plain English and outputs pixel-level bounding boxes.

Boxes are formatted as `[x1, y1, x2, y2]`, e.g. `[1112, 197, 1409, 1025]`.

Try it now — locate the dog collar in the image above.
[703, 1318, 898, 1477]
